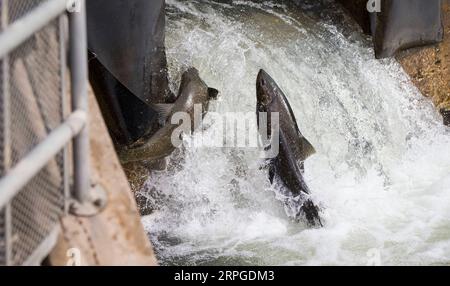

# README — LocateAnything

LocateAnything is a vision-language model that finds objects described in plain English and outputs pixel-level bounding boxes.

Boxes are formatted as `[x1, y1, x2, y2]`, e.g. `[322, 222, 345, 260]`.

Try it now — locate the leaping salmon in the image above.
[256, 69, 322, 227]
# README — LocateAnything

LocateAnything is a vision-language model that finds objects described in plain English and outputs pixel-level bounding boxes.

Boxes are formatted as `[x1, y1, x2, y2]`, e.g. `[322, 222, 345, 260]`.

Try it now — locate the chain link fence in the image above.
[0, 0, 89, 266]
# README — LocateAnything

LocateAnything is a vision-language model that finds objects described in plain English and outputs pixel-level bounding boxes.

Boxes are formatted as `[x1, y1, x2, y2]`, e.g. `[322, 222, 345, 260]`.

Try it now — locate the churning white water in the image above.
[140, 0, 450, 265]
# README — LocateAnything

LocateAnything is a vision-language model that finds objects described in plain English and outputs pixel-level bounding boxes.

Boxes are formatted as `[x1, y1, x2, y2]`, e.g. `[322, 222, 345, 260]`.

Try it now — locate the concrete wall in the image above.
[48, 86, 157, 266]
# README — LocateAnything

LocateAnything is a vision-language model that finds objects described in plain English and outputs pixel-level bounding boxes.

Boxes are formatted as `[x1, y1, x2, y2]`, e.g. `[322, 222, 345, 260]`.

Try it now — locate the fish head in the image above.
[180, 67, 219, 102]
[256, 69, 279, 112]
[256, 69, 281, 133]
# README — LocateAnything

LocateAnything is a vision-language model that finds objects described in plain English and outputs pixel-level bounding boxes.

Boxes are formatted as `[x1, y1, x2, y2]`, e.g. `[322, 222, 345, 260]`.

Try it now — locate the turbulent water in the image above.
[140, 0, 450, 265]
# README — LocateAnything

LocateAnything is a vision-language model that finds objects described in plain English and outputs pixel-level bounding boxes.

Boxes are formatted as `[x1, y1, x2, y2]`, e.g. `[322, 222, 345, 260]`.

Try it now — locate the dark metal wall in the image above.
[442, 109, 450, 126]
[337, 0, 444, 58]
[373, 0, 443, 58]
[88, 54, 158, 146]
[336, 0, 372, 34]
[86, 0, 170, 146]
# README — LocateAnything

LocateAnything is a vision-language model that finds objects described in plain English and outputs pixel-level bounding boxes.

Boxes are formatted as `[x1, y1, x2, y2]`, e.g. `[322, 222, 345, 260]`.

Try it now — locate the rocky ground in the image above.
[397, 0, 450, 120]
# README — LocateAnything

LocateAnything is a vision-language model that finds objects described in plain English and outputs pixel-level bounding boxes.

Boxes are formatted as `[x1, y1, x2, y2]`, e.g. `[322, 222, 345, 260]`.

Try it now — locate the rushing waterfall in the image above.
[140, 0, 450, 265]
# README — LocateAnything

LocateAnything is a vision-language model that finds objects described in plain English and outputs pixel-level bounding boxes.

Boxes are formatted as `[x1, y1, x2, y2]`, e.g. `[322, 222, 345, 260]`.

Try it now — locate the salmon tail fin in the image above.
[300, 200, 322, 227]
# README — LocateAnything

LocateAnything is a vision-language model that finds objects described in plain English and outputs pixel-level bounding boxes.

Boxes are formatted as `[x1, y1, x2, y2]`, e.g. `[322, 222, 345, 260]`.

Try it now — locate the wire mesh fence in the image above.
[0, 0, 71, 266]
[0, 0, 5, 265]
[0, 57, 5, 177]
[0, 209, 5, 265]
[8, 0, 47, 22]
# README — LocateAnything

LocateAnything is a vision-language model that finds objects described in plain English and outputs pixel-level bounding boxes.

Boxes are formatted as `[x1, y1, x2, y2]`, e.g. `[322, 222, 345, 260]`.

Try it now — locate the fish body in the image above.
[119, 68, 218, 164]
[256, 69, 321, 226]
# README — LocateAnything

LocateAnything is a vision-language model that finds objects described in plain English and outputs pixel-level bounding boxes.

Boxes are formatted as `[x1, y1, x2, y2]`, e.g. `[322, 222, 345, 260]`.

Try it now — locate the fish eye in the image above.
[261, 79, 266, 86]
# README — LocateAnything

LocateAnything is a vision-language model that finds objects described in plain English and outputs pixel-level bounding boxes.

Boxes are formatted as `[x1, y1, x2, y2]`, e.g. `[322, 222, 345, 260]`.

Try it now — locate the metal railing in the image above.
[0, 0, 90, 266]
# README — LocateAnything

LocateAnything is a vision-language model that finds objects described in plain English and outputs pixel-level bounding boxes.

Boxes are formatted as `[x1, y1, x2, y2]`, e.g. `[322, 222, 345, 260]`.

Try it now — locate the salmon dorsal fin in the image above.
[301, 137, 316, 159]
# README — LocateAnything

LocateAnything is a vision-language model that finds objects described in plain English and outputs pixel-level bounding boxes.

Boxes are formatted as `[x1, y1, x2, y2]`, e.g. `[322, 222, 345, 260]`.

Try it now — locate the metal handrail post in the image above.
[67, 1, 107, 216]
[1, 0, 12, 266]
[68, 0, 90, 204]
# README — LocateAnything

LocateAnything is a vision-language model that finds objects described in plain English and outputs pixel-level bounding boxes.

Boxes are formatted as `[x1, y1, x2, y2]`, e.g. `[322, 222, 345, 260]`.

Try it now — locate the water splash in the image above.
[141, 0, 450, 265]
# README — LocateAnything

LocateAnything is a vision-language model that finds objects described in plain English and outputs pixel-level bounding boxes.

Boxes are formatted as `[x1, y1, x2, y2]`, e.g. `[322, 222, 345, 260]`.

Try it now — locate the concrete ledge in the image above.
[48, 86, 157, 266]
